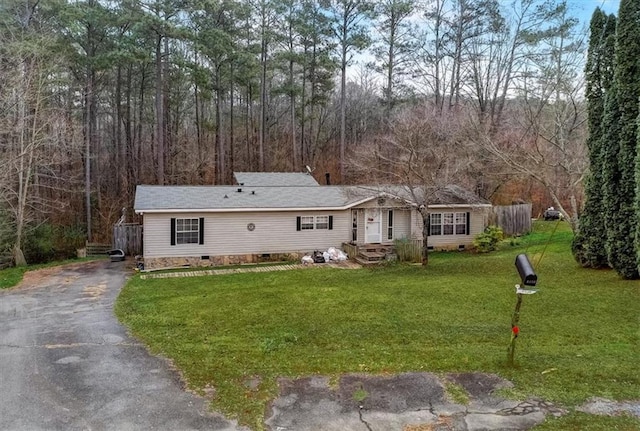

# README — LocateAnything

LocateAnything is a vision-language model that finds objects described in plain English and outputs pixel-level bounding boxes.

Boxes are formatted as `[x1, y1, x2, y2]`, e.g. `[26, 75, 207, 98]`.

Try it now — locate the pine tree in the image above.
[603, 0, 640, 279]
[572, 10, 616, 267]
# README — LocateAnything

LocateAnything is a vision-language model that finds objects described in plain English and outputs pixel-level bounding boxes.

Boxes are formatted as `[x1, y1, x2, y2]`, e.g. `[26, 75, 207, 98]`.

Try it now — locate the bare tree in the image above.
[351, 104, 476, 264]
[0, 30, 79, 265]
[471, 2, 587, 231]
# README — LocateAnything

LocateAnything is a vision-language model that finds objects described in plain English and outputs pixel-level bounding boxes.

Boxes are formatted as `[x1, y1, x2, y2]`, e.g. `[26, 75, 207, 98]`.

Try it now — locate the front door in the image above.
[365, 208, 382, 243]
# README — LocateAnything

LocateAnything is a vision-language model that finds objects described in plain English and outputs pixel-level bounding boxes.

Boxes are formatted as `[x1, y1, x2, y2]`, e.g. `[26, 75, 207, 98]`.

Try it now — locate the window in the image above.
[300, 216, 314, 230]
[430, 212, 468, 236]
[316, 215, 329, 230]
[455, 212, 467, 235]
[176, 218, 199, 244]
[387, 210, 394, 240]
[297, 215, 333, 231]
[430, 213, 442, 236]
[443, 213, 454, 235]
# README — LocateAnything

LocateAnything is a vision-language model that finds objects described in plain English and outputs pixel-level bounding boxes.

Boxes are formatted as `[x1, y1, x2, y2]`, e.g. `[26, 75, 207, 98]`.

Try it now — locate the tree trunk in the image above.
[154, 33, 165, 185]
[215, 67, 224, 184]
[84, 70, 93, 242]
[259, 13, 268, 171]
[339, 41, 347, 181]
[229, 64, 235, 182]
[421, 209, 429, 266]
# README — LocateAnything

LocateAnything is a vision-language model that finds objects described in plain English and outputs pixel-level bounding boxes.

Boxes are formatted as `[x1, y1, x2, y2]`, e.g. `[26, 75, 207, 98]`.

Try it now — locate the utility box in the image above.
[515, 254, 537, 287]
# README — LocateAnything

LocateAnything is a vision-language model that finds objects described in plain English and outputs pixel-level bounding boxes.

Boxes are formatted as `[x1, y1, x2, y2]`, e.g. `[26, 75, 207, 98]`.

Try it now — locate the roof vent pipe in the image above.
[325, 172, 331, 185]
[237, 188, 242, 193]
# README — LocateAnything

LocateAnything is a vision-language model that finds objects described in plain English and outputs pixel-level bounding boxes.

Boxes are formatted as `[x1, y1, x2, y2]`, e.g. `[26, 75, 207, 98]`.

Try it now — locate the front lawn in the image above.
[115, 221, 640, 430]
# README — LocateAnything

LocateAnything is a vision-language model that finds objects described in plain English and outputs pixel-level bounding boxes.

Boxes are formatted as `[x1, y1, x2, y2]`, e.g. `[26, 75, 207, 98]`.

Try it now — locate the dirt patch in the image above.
[83, 283, 107, 299]
[15, 260, 108, 290]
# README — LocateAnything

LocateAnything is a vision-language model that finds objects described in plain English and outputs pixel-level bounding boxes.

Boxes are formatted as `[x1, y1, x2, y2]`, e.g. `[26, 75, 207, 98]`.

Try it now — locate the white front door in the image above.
[365, 208, 382, 243]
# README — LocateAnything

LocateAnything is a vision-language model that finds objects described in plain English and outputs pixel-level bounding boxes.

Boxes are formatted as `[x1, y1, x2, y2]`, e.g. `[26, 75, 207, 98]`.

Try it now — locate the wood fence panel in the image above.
[113, 224, 142, 256]
[491, 204, 532, 236]
[86, 242, 112, 257]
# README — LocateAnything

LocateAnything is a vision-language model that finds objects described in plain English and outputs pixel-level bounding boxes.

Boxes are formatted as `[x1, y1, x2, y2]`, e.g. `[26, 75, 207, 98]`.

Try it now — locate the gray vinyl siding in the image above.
[392, 209, 412, 240]
[143, 211, 349, 258]
[382, 209, 411, 242]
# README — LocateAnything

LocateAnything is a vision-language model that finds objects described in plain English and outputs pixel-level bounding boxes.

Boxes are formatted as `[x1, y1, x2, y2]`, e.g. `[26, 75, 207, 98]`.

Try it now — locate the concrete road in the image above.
[0, 260, 246, 431]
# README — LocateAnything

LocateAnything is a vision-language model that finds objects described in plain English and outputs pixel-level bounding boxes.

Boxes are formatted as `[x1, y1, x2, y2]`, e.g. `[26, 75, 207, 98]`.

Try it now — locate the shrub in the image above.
[23, 223, 85, 264]
[473, 225, 504, 252]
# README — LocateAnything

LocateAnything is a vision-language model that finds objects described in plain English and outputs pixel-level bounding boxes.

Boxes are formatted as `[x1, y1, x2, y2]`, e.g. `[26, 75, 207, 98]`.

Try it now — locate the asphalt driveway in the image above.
[0, 260, 246, 431]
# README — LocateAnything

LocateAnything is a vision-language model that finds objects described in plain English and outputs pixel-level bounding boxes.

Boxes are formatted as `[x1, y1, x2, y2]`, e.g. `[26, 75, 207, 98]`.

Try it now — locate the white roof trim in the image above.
[135, 201, 491, 215]
[137, 206, 355, 214]
[427, 204, 492, 209]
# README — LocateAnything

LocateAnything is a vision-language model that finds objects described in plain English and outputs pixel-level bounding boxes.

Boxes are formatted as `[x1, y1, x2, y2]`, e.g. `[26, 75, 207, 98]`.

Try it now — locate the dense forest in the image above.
[0, 0, 596, 265]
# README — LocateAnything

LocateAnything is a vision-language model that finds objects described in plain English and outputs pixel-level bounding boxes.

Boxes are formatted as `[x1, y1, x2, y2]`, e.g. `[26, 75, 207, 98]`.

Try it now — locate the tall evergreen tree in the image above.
[328, 0, 374, 181]
[603, 0, 640, 279]
[572, 10, 616, 267]
[637, 104, 640, 274]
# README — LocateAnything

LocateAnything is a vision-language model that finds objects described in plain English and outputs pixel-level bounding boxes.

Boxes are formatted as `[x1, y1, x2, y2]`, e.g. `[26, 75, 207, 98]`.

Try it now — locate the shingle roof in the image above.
[371, 185, 491, 206]
[134, 184, 490, 213]
[234, 172, 320, 186]
[134, 185, 367, 212]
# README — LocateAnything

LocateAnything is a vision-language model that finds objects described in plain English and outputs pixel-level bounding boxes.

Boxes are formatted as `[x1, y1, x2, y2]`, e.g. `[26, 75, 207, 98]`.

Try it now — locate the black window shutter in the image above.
[328, 215, 333, 230]
[199, 217, 205, 244]
[296, 216, 301, 231]
[466, 212, 470, 235]
[170, 218, 176, 245]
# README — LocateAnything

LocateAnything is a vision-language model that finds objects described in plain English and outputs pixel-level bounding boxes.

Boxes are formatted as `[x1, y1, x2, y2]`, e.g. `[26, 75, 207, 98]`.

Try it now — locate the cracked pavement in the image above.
[0, 260, 247, 431]
[265, 373, 564, 431]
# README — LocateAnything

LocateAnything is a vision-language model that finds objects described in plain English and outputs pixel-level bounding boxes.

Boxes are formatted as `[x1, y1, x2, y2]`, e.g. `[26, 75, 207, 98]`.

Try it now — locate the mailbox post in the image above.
[508, 254, 538, 366]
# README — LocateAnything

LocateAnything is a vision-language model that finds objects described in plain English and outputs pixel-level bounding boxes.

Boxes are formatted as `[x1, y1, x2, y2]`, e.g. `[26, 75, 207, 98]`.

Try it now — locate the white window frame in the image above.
[430, 212, 467, 236]
[443, 213, 454, 235]
[300, 216, 314, 230]
[387, 210, 393, 240]
[176, 218, 200, 244]
[315, 215, 329, 230]
[430, 213, 442, 236]
[455, 212, 467, 235]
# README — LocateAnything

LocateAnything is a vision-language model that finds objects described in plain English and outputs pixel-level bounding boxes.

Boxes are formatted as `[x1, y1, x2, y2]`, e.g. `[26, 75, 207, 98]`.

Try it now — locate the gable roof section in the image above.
[234, 172, 320, 186]
[135, 184, 490, 214]
[134, 185, 371, 213]
[374, 185, 491, 207]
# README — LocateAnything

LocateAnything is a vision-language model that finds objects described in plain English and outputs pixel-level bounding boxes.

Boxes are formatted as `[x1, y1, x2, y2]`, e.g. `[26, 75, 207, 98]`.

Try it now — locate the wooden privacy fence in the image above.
[491, 204, 532, 236]
[113, 223, 142, 256]
[394, 238, 423, 263]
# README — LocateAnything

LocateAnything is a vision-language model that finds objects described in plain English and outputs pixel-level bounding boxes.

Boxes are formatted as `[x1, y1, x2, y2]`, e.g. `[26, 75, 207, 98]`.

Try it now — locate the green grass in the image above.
[0, 257, 105, 289]
[533, 413, 640, 430]
[115, 221, 640, 430]
[0, 266, 28, 289]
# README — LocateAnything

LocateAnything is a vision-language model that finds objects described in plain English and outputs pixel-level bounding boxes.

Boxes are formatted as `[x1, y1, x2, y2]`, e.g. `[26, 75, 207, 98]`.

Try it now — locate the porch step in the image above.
[359, 251, 386, 261]
[354, 256, 384, 266]
[361, 247, 393, 254]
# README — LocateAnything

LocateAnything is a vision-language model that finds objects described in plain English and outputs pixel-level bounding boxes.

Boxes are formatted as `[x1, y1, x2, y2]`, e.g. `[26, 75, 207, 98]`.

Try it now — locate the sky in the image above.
[575, 0, 620, 23]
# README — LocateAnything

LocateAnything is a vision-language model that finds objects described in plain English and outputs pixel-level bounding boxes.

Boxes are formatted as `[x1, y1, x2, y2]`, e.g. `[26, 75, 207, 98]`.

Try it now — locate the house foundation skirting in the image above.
[143, 252, 303, 271]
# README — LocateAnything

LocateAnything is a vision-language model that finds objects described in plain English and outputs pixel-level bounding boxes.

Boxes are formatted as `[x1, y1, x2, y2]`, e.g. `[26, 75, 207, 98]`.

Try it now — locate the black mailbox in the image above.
[515, 254, 537, 287]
